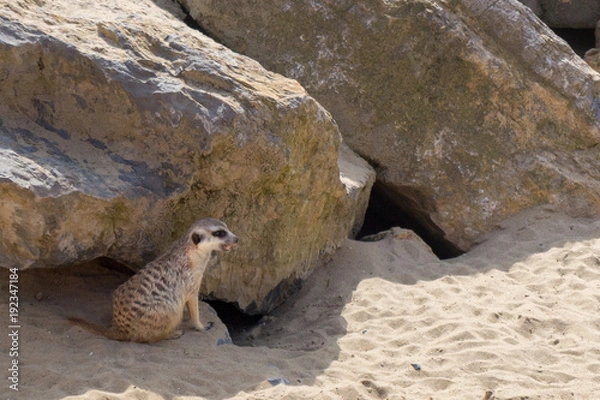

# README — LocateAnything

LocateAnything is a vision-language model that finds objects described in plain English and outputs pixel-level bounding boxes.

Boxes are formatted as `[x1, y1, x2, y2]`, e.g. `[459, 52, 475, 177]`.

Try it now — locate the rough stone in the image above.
[337, 144, 376, 237]
[518, 0, 600, 29]
[183, 0, 600, 251]
[585, 48, 600, 73]
[518, 0, 542, 18]
[0, 0, 372, 313]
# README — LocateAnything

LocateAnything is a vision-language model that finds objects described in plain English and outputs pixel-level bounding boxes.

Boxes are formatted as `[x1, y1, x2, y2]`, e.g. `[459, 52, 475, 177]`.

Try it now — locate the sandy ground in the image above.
[2, 206, 600, 400]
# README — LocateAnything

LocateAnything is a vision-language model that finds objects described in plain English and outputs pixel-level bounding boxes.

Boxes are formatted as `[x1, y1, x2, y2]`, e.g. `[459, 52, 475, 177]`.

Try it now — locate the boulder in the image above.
[0, 0, 373, 313]
[518, 0, 600, 29]
[183, 0, 600, 251]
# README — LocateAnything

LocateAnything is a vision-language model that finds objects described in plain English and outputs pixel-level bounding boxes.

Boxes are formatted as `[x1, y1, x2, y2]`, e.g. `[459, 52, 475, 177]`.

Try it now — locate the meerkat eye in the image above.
[212, 230, 227, 238]
[191, 232, 204, 245]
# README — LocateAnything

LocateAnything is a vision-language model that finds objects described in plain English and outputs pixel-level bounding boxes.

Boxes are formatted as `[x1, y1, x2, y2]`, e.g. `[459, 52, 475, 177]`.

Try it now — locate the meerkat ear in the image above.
[192, 232, 204, 245]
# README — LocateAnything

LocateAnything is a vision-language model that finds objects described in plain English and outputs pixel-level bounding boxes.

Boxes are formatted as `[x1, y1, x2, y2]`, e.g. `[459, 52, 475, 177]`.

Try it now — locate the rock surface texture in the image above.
[0, 0, 373, 313]
[184, 0, 600, 251]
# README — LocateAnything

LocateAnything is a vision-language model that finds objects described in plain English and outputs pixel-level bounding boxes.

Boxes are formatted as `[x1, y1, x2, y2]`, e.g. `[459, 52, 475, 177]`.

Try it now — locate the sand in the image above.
[2, 206, 600, 400]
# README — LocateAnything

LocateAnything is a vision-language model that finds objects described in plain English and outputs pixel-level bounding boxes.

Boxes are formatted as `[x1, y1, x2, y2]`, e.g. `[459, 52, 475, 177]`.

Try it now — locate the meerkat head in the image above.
[187, 218, 239, 253]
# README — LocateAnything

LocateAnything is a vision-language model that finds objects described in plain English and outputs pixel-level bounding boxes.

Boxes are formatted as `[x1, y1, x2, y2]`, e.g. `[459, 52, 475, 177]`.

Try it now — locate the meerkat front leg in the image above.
[186, 293, 213, 331]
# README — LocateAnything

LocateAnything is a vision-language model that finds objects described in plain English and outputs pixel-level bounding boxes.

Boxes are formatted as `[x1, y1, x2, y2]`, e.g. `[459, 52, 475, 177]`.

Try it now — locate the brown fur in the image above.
[69, 218, 238, 343]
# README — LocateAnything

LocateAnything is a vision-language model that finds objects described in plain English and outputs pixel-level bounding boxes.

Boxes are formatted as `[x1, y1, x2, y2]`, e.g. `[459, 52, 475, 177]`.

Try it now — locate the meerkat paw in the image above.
[192, 321, 214, 331]
[168, 329, 185, 340]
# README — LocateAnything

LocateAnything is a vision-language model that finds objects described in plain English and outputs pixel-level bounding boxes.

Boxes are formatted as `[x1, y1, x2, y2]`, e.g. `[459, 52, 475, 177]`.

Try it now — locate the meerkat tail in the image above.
[67, 317, 127, 341]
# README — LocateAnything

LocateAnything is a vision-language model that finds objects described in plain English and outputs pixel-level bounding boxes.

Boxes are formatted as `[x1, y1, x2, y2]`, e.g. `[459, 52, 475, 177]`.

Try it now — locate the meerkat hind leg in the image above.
[186, 294, 213, 331]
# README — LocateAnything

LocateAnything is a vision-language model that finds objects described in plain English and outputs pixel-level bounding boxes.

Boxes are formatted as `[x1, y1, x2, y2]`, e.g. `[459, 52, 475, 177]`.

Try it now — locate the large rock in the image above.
[0, 0, 373, 313]
[183, 0, 600, 251]
[518, 0, 600, 28]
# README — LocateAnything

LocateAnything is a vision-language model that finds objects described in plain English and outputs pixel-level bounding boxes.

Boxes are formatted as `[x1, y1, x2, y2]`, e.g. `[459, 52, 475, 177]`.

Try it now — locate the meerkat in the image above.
[68, 218, 238, 343]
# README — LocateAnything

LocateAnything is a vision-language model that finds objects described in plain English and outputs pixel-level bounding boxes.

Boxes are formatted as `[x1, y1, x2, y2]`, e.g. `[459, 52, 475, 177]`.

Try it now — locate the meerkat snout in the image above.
[190, 218, 239, 253]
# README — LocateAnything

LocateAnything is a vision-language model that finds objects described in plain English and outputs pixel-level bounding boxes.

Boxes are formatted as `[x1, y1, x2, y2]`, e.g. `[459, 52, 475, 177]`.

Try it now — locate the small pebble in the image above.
[216, 331, 232, 346]
[411, 363, 421, 371]
[267, 377, 290, 386]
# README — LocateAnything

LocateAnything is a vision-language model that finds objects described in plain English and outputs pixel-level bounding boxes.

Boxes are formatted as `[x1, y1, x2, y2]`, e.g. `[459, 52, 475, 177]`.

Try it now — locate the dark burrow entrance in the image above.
[357, 183, 464, 260]
[205, 300, 263, 342]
